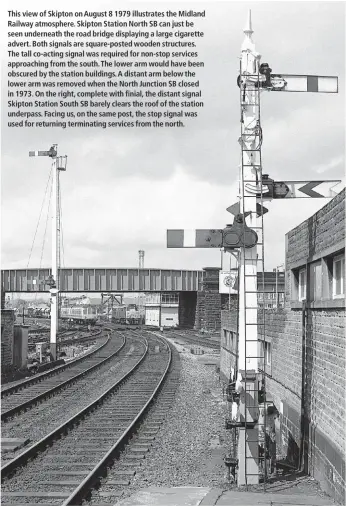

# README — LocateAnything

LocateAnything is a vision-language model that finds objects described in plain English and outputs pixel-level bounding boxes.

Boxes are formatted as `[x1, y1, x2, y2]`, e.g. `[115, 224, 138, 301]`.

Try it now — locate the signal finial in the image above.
[242, 9, 256, 53]
[243, 9, 253, 35]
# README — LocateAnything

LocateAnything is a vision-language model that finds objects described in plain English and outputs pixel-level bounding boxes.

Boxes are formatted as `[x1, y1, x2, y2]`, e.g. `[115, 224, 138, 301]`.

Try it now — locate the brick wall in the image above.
[13, 325, 29, 368]
[195, 291, 221, 331]
[283, 189, 346, 503]
[1, 287, 5, 309]
[1, 309, 14, 371]
[262, 308, 345, 504]
[194, 267, 223, 332]
[221, 307, 345, 503]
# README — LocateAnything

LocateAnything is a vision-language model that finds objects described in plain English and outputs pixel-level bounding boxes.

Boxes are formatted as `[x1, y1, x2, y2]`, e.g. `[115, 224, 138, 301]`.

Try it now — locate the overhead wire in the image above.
[34, 178, 53, 303]
[26, 167, 53, 269]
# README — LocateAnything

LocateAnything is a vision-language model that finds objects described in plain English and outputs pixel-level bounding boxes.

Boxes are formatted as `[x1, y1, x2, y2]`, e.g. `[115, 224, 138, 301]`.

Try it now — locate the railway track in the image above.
[58, 328, 103, 347]
[165, 329, 220, 350]
[2, 329, 107, 398]
[1, 331, 172, 505]
[1, 331, 123, 421]
[28, 328, 103, 348]
[89, 338, 181, 505]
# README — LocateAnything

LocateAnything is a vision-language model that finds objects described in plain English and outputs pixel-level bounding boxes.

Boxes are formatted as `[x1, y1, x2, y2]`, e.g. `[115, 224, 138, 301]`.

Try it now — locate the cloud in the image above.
[313, 155, 344, 174]
[2, 166, 239, 268]
[1, 1, 345, 274]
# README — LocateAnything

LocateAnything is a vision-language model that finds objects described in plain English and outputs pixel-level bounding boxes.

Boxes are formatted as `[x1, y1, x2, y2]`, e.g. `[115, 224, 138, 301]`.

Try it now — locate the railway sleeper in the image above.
[48, 470, 89, 476]
[104, 479, 130, 485]
[124, 454, 146, 460]
[40, 480, 81, 486]
[112, 469, 136, 476]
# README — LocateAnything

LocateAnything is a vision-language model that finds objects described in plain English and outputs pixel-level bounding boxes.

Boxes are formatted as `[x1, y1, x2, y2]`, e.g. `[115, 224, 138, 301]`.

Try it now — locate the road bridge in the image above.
[1, 268, 203, 293]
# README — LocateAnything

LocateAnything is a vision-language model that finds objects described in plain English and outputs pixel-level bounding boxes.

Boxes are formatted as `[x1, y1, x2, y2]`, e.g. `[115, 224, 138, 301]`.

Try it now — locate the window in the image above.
[222, 329, 227, 347]
[310, 261, 322, 301]
[298, 268, 306, 301]
[161, 293, 179, 304]
[264, 341, 271, 366]
[230, 331, 236, 352]
[259, 341, 271, 371]
[333, 254, 345, 298]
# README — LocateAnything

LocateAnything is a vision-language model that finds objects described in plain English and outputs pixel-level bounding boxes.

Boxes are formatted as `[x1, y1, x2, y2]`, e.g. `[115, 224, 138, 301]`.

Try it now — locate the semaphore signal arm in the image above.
[237, 63, 338, 93]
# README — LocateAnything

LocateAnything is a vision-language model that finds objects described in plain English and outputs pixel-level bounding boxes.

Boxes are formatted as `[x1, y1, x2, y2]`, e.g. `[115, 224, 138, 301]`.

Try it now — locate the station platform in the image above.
[115, 486, 334, 506]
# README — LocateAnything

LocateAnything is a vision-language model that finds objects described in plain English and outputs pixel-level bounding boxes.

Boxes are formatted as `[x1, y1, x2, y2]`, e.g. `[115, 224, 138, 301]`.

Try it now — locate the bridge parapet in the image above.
[1, 268, 204, 293]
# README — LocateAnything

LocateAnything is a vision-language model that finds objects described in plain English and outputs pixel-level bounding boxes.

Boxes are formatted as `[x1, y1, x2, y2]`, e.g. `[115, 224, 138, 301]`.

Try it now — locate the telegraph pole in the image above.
[29, 145, 67, 360]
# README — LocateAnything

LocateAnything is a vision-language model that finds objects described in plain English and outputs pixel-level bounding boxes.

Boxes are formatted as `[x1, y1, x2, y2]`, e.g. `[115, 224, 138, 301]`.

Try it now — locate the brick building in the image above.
[1, 288, 30, 376]
[258, 271, 285, 309]
[196, 269, 285, 332]
[1, 309, 15, 373]
[220, 189, 345, 503]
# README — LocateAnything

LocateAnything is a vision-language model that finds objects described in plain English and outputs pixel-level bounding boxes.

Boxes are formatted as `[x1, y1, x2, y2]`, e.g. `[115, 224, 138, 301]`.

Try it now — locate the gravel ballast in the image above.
[117, 340, 231, 501]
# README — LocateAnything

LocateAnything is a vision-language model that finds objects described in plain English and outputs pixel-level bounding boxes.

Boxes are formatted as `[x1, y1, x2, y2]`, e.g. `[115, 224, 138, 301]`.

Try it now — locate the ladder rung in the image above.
[244, 323, 265, 326]
[242, 149, 261, 152]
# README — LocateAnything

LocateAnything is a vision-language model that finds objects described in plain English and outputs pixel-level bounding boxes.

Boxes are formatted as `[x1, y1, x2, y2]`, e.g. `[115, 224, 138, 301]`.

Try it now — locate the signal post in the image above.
[29, 145, 67, 361]
[167, 10, 339, 488]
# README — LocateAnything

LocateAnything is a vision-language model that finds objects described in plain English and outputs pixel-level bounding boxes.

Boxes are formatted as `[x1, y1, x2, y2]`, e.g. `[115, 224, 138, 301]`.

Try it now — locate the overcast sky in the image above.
[1, 1, 345, 275]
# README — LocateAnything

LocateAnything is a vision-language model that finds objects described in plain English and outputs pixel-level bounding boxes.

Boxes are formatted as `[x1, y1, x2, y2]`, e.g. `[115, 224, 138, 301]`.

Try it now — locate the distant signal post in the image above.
[29, 145, 67, 361]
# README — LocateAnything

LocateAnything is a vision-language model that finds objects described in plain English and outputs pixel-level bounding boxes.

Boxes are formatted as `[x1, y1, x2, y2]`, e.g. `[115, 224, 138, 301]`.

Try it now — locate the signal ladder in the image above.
[226, 64, 270, 489]
[240, 63, 269, 489]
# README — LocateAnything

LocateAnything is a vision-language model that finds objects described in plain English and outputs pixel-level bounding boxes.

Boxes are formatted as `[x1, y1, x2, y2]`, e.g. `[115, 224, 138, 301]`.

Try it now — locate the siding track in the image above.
[1, 331, 124, 421]
[1, 328, 108, 397]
